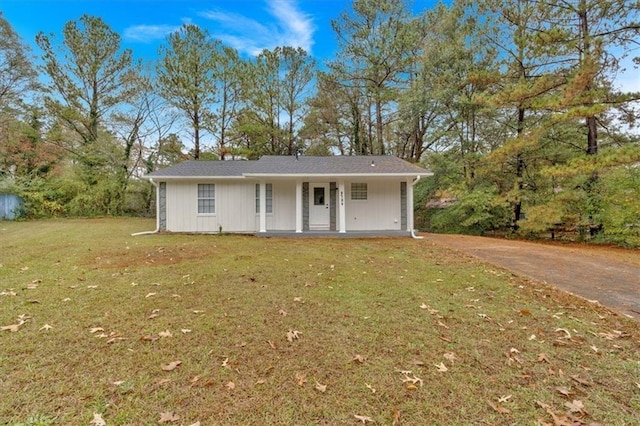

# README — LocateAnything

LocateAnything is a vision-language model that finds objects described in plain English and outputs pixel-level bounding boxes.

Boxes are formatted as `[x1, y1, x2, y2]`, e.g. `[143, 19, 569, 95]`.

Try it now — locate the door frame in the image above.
[309, 182, 330, 230]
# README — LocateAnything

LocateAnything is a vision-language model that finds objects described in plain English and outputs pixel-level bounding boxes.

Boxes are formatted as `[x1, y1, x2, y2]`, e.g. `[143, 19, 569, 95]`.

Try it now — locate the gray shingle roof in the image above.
[145, 155, 431, 179]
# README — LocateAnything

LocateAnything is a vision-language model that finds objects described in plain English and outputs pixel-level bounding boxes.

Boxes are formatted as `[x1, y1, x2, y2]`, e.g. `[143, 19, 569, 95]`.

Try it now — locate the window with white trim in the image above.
[255, 183, 273, 213]
[351, 182, 368, 200]
[197, 184, 215, 214]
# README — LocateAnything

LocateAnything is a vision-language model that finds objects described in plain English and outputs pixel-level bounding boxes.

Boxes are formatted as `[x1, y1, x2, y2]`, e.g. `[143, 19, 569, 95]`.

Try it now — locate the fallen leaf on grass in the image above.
[365, 383, 376, 393]
[159, 411, 180, 423]
[434, 362, 448, 372]
[487, 400, 511, 414]
[392, 409, 400, 426]
[39, 324, 53, 331]
[295, 372, 307, 386]
[498, 395, 512, 403]
[353, 354, 365, 363]
[145, 292, 156, 298]
[555, 328, 571, 339]
[564, 399, 584, 413]
[315, 381, 327, 393]
[267, 340, 277, 349]
[538, 353, 549, 363]
[221, 358, 229, 368]
[570, 375, 590, 387]
[286, 330, 302, 342]
[293, 296, 303, 302]
[226, 381, 235, 390]
[89, 327, 104, 334]
[158, 330, 172, 338]
[279, 309, 287, 316]
[161, 360, 182, 371]
[1, 323, 21, 332]
[181, 329, 192, 334]
[106, 337, 127, 344]
[354, 414, 374, 423]
[555, 386, 573, 397]
[188, 423, 201, 426]
[90, 413, 106, 426]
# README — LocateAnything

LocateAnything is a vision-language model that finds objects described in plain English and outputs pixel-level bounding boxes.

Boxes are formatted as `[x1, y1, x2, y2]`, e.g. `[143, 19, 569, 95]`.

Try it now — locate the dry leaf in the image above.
[365, 383, 376, 393]
[181, 329, 192, 334]
[158, 330, 172, 338]
[157, 378, 172, 385]
[221, 358, 229, 368]
[158, 411, 180, 423]
[392, 409, 400, 426]
[295, 371, 307, 386]
[89, 327, 104, 334]
[443, 352, 456, 363]
[1, 324, 21, 332]
[145, 292, 156, 298]
[293, 296, 303, 302]
[437, 320, 449, 329]
[434, 362, 448, 372]
[189, 375, 201, 387]
[353, 354, 365, 363]
[498, 395, 512, 403]
[286, 330, 301, 342]
[315, 381, 327, 393]
[555, 386, 572, 397]
[161, 360, 182, 371]
[279, 309, 287, 316]
[564, 399, 584, 413]
[570, 375, 590, 386]
[226, 381, 235, 390]
[106, 337, 126, 344]
[188, 423, 201, 426]
[267, 340, 277, 349]
[90, 412, 106, 426]
[487, 400, 511, 414]
[555, 328, 571, 339]
[538, 353, 549, 363]
[354, 414, 374, 423]
[39, 324, 53, 331]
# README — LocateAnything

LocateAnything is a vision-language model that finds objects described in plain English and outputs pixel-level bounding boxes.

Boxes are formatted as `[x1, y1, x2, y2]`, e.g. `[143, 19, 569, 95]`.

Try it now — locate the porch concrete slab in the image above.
[256, 230, 412, 238]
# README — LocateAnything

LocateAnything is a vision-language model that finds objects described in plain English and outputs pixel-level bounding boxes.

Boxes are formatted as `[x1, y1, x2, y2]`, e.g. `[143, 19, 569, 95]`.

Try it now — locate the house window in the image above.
[197, 184, 215, 214]
[255, 183, 273, 213]
[351, 183, 368, 200]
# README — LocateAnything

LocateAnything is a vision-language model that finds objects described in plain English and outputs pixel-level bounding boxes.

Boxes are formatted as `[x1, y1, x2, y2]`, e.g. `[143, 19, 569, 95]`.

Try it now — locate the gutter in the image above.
[410, 175, 424, 240]
[132, 178, 160, 236]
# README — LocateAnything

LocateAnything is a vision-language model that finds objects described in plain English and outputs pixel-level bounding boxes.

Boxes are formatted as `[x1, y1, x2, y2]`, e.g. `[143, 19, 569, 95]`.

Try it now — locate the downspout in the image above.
[410, 175, 423, 239]
[132, 178, 160, 236]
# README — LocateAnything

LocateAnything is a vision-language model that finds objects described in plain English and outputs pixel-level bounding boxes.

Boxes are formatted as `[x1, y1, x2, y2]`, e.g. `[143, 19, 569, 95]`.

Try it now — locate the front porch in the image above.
[256, 230, 414, 238]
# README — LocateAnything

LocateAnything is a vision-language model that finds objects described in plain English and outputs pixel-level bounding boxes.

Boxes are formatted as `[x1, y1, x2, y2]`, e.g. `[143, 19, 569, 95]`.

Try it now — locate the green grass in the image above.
[1, 218, 639, 425]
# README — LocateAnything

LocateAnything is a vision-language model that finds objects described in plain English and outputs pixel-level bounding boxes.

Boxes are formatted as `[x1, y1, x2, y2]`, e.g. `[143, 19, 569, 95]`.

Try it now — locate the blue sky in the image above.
[1, 0, 438, 65]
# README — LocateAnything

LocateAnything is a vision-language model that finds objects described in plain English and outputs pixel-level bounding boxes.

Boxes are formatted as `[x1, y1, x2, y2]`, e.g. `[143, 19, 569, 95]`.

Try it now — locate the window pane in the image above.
[314, 187, 325, 205]
[351, 183, 367, 200]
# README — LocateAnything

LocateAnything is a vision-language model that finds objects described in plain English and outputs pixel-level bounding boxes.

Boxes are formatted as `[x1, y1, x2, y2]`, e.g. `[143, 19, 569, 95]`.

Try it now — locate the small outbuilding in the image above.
[0, 194, 23, 220]
[144, 155, 432, 236]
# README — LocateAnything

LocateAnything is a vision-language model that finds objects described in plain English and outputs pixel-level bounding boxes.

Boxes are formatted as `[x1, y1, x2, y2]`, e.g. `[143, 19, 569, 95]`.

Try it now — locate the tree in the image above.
[329, 0, 416, 155]
[232, 46, 315, 157]
[156, 24, 220, 159]
[0, 12, 37, 115]
[212, 45, 245, 159]
[36, 15, 141, 155]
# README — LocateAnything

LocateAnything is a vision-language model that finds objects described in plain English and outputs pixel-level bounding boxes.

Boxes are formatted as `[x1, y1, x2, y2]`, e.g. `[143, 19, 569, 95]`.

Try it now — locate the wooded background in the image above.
[0, 0, 638, 245]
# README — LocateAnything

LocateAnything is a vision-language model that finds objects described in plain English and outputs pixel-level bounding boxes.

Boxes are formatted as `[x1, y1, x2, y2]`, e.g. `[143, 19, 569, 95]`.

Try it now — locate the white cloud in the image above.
[123, 24, 179, 43]
[199, 0, 314, 56]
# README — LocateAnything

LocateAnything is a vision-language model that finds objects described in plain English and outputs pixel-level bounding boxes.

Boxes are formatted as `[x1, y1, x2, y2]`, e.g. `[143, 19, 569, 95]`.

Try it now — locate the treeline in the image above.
[0, 1, 639, 245]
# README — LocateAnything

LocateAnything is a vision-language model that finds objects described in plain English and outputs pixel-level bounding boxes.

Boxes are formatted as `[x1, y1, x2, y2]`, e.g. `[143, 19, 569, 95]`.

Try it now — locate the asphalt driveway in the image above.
[422, 233, 640, 320]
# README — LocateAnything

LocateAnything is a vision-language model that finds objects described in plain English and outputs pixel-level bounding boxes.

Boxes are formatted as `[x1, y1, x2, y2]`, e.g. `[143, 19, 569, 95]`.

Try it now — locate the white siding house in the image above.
[145, 155, 432, 236]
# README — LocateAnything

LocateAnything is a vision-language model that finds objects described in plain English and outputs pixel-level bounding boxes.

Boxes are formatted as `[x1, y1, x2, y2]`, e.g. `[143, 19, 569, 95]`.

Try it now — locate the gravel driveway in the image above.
[422, 233, 640, 320]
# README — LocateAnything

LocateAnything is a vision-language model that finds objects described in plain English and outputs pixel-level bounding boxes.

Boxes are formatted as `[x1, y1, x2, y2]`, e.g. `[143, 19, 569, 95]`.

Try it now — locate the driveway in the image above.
[422, 233, 640, 320]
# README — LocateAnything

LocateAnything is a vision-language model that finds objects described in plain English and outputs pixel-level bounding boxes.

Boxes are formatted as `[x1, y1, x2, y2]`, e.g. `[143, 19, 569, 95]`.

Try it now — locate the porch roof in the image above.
[145, 155, 432, 180]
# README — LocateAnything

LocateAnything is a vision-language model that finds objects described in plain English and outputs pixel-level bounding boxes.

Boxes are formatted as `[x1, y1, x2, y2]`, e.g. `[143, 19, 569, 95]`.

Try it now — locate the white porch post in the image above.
[295, 180, 303, 233]
[338, 180, 346, 233]
[259, 180, 267, 233]
[407, 178, 414, 232]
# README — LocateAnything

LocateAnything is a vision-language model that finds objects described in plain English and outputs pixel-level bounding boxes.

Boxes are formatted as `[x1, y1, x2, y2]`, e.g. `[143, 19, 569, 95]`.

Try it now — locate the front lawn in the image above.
[1, 218, 638, 425]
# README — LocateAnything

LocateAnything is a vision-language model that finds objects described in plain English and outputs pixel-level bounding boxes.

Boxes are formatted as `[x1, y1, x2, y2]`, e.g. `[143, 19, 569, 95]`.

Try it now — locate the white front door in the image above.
[309, 183, 330, 230]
